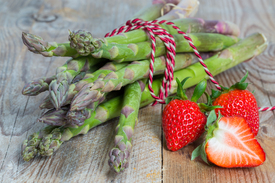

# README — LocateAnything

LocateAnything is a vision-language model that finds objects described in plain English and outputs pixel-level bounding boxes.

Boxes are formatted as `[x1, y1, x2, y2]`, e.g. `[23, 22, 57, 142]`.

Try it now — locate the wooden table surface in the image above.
[0, 0, 274, 182]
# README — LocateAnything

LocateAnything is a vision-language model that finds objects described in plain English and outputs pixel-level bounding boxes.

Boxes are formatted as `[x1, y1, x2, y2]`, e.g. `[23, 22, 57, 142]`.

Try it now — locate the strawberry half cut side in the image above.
[192, 111, 265, 168]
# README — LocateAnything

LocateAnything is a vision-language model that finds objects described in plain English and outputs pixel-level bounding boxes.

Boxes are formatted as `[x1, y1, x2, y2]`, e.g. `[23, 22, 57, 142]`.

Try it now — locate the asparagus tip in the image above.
[22, 132, 41, 161]
[49, 80, 70, 110]
[108, 140, 132, 173]
[38, 107, 69, 126]
[66, 109, 90, 127]
[39, 128, 63, 156]
[22, 78, 48, 96]
[68, 30, 95, 56]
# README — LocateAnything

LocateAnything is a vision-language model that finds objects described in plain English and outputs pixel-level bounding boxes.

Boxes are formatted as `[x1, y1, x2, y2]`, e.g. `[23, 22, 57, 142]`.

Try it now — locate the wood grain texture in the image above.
[0, 0, 274, 182]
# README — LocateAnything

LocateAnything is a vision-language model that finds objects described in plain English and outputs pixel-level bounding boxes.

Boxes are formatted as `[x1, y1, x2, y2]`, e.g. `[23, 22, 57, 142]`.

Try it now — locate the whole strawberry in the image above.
[162, 78, 218, 151]
[211, 72, 259, 136]
[192, 111, 265, 168]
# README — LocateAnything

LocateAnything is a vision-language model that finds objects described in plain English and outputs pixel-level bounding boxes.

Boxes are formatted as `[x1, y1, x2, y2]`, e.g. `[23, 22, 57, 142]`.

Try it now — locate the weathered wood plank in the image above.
[163, 0, 275, 182]
[0, 0, 163, 182]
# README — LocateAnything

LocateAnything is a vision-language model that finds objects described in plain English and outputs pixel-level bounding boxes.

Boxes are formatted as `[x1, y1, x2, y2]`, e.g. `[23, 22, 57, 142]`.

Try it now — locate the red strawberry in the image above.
[211, 72, 259, 136]
[162, 78, 218, 151]
[162, 99, 207, 151]
[192, 111, 265, 168]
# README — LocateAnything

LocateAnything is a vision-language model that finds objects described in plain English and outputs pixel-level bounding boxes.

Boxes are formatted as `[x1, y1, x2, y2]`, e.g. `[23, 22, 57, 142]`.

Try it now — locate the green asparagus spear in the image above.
[66, 51, 224, 123]
[69, 33, 238, 62]
[49, 56, 104, 109]
[108, 79, 146, 173]
[110, 18, 240, 45]
[39, 62, 128, 110]
[33, 33, 266, 158]
[21, 0, 179, 57]
[22, 57, 102, 96]
[22, 32, 79, 57]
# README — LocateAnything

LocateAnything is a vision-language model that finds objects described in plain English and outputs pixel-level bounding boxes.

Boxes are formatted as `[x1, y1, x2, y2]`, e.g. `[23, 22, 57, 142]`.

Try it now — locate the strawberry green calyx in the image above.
[109, 79, 146, 173]
[166, 78, 217, 112]
[211, 71, 249, 99]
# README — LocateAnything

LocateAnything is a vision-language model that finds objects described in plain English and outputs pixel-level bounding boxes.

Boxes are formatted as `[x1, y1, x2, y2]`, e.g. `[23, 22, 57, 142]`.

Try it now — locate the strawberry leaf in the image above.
[204, 92, 211, 106]
[234, 83, 249, 90]
[220, 86, 229, 91]
[191, 79, 207, 103]
[229, 72, 249, 90]
[240, 71, 249, 83]
[200, 141, 209, 165]
[176, 77, 189, 100]
[191, 142, 209, 165]
[180, 77, 191, 86]
[191, 144, 202, 160]
[210, 89, 221, 99]
[165, 96, 174, 104]
[206, 110, 217, 127]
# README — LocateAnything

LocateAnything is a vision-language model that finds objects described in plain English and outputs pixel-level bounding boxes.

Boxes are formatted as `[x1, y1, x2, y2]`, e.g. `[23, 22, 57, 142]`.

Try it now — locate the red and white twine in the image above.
[105, 18, 273, 112]
[105, 18, 219, 105]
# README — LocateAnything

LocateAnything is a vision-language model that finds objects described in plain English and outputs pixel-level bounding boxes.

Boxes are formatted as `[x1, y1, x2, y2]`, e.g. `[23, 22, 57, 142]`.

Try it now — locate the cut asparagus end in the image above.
[108, 140, 132, 173]
[38, 107, 69, 126]
[49, 80, 69, 110]
[39, 128, 63, 156]
[68, 30, 95, 56]
[66, 109, 91, 127]
[22, 132, 41, 161]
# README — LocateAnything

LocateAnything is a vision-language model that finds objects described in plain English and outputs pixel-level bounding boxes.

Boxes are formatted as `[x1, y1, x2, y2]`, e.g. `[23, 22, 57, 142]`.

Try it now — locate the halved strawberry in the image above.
[192, 111, 265, 168]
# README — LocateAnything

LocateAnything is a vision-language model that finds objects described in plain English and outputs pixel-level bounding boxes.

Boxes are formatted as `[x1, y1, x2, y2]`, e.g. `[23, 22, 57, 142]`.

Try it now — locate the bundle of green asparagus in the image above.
[21, 0, 267, 173]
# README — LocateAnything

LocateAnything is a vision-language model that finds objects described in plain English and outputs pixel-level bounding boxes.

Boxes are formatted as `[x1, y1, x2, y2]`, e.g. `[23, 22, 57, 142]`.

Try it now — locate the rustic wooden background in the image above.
[0, 0, 274, 182]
